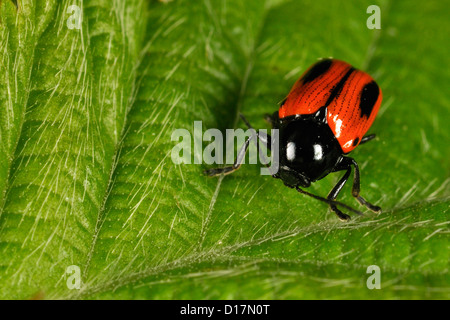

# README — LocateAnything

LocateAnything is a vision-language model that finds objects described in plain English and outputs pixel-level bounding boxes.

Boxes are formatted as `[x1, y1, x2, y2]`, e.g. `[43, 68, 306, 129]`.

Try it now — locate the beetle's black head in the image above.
[273, 117, 343, 188]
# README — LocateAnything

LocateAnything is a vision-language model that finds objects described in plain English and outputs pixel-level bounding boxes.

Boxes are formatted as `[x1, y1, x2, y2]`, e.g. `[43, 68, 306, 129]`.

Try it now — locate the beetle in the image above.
[205, 58, 382, 221]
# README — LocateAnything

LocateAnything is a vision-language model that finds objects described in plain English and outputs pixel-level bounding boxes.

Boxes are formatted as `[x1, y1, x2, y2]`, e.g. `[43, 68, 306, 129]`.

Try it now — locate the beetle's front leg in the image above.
[327, 165, 352, 221]
[348, 158, 381, 213]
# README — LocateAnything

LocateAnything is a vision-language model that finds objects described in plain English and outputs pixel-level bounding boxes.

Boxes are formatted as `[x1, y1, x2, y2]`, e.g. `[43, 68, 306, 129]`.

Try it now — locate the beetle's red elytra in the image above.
[205, 58, 382, 221]
[279, 59, 382, 153]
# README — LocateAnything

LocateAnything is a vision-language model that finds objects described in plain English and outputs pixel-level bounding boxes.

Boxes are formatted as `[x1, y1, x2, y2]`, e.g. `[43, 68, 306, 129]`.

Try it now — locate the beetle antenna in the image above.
[239, 113, 254, 129]
[296, 187, 364, 216]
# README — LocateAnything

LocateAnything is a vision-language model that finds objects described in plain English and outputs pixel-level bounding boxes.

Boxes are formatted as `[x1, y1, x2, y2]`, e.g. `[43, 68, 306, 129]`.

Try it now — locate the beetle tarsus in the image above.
[360, 134, 376, 144]
[330, 205, 351, 221]
[204, 166, 237, 176]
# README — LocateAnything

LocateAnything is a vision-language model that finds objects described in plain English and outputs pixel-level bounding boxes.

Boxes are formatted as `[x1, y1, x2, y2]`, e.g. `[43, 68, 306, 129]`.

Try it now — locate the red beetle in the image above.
[206, 58, 382, 221]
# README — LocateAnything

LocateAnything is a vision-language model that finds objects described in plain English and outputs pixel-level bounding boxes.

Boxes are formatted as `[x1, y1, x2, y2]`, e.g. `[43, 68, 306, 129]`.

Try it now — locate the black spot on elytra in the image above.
[360, 81, 379, 118]
[324, 67, 355, 107]
[352, 137, 359, 146]
[302, 59, 333, 83]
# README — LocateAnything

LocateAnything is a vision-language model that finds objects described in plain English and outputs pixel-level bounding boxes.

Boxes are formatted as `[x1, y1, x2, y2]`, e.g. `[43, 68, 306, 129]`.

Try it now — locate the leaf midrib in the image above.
[198, 29, 263, 251]
[81, 5, 148, 278]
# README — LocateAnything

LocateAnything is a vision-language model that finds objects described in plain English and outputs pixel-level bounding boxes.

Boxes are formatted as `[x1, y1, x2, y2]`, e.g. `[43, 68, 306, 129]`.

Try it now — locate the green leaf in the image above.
[0, 0, 448, 299]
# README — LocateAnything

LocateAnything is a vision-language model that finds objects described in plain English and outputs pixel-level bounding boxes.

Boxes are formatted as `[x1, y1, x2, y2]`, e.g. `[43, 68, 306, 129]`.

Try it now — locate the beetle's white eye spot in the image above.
[313, 144, 323, 161]
[286, 142, 296, 161]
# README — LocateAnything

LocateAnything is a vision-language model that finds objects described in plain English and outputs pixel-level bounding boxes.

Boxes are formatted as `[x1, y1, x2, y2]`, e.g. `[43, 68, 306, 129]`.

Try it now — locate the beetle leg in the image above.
[359, 134, 376, 144]
[327, 165, 352, 221]
[328, 157, 381, 219]
[204, 129, 271, 177]
[238, 113, 271, 150]
[204, 135, 252, 176]
[348, 158, 382, 213]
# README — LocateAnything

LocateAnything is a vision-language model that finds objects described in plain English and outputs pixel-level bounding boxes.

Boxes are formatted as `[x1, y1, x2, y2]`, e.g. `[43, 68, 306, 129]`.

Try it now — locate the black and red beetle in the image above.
[205, 58, 382, 221]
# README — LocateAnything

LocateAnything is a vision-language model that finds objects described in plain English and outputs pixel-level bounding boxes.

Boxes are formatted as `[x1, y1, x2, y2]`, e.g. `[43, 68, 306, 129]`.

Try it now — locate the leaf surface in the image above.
[0, 0, 448, 299]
